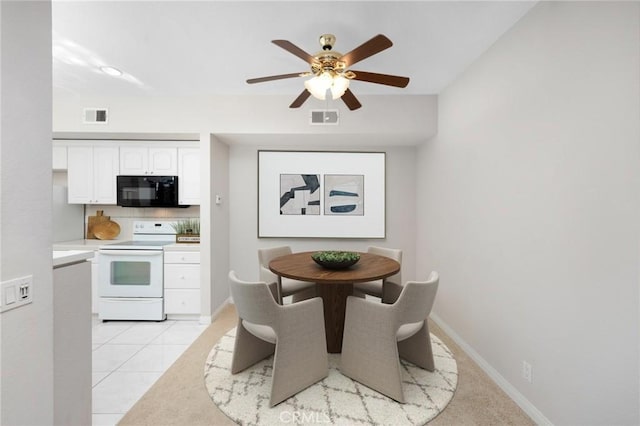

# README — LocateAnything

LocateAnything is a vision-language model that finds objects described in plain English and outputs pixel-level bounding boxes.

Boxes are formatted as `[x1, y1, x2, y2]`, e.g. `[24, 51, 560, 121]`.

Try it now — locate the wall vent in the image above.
[310, 110, 339, 125]
[83, 108, 108, 124]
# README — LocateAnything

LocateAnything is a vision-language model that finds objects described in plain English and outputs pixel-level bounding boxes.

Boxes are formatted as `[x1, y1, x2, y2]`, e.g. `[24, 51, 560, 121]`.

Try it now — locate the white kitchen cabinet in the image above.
[120, 146, 177, 175]
[164, 250, 200, 316]
[178, 147, 200, 205]
[67, 145, 119, 204]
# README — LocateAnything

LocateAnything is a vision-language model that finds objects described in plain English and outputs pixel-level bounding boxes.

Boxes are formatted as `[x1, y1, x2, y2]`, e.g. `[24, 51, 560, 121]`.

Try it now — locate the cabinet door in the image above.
[148, 148, 177, 175]
[67, 146, 94, 203]
[164, 264, 200, 289]
[178, 148, 200, 205]
[164, 289, 200, 314]
[93, 147, 119, 204]
[119, 147, 148, 175]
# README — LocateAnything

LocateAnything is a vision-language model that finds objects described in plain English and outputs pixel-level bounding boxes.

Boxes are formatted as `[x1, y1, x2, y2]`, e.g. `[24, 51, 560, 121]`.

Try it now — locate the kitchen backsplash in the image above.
[84, 205, 200, 240]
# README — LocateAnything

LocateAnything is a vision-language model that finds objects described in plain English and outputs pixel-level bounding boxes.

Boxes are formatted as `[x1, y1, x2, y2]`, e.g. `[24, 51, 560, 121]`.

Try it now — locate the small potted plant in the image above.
[311, 251, 360, 269]
[171, 218, 200, 243]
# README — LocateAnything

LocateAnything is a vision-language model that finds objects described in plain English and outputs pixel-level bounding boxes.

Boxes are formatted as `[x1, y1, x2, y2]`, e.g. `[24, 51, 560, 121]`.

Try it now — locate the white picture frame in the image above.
[258, 150, 385, 238]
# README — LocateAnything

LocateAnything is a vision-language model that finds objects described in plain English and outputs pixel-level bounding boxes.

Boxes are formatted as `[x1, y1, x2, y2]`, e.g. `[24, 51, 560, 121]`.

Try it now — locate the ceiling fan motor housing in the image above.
[311, 52, 345, 76]
[312, 34, 346, 76]
[319, 34, 336, 50]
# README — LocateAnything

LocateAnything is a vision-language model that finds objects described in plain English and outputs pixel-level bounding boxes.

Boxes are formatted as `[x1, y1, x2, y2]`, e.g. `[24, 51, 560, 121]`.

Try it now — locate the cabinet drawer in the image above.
[164, 289, 200, 314]
[164, 251, 200, 264]
[164, 264, 200, 289]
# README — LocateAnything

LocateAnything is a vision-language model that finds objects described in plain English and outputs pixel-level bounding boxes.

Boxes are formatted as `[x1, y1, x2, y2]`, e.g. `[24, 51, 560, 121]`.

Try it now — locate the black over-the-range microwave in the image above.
[116, 175, 187, 208]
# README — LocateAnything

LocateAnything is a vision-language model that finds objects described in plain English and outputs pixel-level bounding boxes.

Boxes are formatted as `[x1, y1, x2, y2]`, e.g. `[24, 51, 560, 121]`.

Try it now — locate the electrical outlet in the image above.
[19, 283, 30, 300]
[0, 275, 33, 313]
[522, 360, 533, 383]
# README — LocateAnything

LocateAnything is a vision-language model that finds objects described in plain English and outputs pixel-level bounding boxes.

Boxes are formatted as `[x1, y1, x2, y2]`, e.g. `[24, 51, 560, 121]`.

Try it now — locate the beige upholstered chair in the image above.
[353, 246, 402, 302]
[340, 271, 439, 403]
[258, 246, 316, 303]
[228, 271, 328, 407]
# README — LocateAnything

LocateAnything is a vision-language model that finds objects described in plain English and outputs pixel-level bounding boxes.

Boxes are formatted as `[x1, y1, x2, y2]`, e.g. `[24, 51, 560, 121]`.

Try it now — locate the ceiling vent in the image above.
[310, 110, 339, 125]
[83, 108, 108, 124]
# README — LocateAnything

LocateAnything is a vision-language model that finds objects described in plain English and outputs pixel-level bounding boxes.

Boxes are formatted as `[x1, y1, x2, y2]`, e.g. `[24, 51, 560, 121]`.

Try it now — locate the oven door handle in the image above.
[99, 250, 163, 256]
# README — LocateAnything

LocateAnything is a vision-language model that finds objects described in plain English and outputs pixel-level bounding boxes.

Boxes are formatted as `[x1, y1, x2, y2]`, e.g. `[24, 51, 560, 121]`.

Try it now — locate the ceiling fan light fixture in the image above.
[330, 75, 349, 100]
[305, 71, 350, 101]
[305, 72, 331, 100]
[304, 77, 326, 100]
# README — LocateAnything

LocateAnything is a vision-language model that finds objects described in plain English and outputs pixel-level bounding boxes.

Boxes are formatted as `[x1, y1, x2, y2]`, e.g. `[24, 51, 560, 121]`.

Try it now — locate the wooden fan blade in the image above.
[247, 72, 306, 84]
[289, 90, 311, 108]
[272, 40, 316, 64]
[339, 34, 393, 68]
[349, 70, 410, 88]
[341, 89, 362, 111]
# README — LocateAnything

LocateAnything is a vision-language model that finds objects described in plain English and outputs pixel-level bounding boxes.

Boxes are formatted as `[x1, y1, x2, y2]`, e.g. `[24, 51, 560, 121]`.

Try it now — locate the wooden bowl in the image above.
[92, 220, 121, 240]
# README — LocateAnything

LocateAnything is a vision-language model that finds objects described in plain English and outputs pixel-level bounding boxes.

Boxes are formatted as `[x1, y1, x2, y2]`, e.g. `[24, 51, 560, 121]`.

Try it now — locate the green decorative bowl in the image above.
[311, 251, 360, 270]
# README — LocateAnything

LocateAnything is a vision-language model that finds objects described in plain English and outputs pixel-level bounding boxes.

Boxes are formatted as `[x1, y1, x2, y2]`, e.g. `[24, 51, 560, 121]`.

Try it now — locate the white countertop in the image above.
[53, 239, 121, 251]
[52, 250, 95, 268]
[163, 243, 200, 252]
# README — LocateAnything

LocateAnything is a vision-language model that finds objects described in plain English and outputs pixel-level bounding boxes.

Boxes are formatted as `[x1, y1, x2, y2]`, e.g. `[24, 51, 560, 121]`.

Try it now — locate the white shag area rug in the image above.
[204, 328, 458, 426]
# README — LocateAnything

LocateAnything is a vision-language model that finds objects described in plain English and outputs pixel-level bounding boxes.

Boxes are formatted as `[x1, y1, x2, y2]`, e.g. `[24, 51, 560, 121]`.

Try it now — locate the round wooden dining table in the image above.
[269, 251, 400, 353]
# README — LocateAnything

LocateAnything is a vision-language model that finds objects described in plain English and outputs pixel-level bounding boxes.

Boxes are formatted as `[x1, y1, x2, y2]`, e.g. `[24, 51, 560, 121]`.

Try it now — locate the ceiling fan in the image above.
[246, 34, 410, 111]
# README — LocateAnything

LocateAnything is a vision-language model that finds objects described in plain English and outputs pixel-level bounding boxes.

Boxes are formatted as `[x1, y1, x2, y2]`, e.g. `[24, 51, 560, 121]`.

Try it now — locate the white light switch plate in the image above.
[0, 275, 33, 313]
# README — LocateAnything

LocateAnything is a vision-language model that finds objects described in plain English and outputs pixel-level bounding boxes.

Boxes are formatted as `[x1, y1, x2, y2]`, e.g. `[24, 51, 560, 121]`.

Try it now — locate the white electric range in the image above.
[97, 221, 176, 321]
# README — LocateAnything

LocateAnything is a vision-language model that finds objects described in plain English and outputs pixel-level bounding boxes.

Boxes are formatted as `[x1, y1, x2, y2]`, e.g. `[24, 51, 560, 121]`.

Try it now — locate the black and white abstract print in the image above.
[324, 174, 364, 216]
[279, 174, 320, 215]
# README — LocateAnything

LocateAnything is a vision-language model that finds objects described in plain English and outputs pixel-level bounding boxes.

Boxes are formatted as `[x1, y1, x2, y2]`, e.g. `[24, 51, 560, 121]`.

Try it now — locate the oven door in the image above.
[98, 250, 163, 298]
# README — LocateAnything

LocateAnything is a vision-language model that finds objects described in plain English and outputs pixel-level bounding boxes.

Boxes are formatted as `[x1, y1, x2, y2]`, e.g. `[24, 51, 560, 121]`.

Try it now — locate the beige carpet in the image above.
[119, 304, 534, 425]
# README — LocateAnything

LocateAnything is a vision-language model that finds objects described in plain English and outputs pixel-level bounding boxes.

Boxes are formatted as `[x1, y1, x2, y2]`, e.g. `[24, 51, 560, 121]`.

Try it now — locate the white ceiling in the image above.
[52, 1, 536, 100]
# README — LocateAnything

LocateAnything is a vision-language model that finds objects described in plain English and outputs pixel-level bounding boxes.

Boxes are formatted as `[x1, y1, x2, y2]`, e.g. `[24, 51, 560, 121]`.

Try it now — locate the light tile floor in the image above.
[91, 317, 209, 426]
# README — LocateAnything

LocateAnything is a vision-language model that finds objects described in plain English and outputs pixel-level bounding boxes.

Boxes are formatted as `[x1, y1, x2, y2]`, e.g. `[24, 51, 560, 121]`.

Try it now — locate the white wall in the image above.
[229, 144, 418, 284]
[417, 2, 640, 424]
[0, 1, 54, 424]
[211, 138, 230, 311]
[199, 134, 230, 321]
[53, 95, 437, 145]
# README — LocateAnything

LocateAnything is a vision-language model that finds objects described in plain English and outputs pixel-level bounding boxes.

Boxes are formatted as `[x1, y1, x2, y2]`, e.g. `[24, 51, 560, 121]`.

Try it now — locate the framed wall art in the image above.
[258, 150, 386, 238]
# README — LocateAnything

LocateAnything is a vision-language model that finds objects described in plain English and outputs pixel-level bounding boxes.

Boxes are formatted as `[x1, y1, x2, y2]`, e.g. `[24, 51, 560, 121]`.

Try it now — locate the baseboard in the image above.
[430, 313, 553, 426]
[199, 297, 232, 325]
[167, 313, 200, 321]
